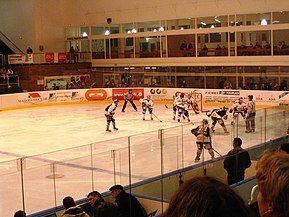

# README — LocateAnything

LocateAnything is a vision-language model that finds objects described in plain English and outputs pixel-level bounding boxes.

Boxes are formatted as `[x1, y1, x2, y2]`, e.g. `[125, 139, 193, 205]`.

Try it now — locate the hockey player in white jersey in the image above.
[229, 97, 247, 125]
[140, 95, 153, 120]
[186, 93, 200, 114]
[172, 91, 181, 120]
[245, 95, 256, 133]
[176, 99, 190, 122]
[105, 99, 120, 132]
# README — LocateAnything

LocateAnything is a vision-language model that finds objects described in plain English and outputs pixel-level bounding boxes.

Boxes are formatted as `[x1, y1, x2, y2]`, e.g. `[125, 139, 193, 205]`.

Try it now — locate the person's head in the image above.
[256, 150, 289, 217]
[233, 137, 242, 148]
[63, 196, 76, 209]
[128, 89, 132, 93]
[279, 143, 289, 154]
[239, 97, 243, 103]
[248, 95, 253, 101]
[114, 99, 120, 105]
[87, 191, 102, 207]
[109, 185, 124, 199]
[163, 176, 250, 217]
[202, 119, 208, 126]
[14, 210, 26, 217]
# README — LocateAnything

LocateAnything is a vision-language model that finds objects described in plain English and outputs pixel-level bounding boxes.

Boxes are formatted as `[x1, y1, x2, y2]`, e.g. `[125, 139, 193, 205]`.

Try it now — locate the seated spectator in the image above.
[162, 176, 251, 217]
[62, 196, 89, 217]
[14, 210, 26, 217]
[87, 191, 119, 217]
[255, 149, 289, 217]
[109, 185, 146, 217]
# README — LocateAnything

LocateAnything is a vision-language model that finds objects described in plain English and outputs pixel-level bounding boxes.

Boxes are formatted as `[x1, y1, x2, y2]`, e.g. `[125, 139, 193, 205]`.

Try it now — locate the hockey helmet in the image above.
[248, 95, 253, 100]
[202, 119, 208, 125]
[180, 92, 185, 98]
[239, 97, 243, 101]
[114, 99, 120, 103]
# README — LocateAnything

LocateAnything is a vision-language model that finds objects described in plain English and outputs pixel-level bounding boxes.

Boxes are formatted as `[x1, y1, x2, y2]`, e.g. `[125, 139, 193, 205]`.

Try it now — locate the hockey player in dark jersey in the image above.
[122, 89, 137, 112]
[208, 106, 229, 133]
[105, 99, 120, 132]
[191, 119, 214, 162]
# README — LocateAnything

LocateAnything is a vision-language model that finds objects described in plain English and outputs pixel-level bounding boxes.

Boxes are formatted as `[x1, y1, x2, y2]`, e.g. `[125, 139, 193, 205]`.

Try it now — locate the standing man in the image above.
[122, 89, 137, 112]
[223, 137, 251, 185]
[105, 99, 120, 132]
[245, 95, 256, 133]
[87, 191, 119, 217]
[109, 185, 145, 217]
[230, 97, 247, 125]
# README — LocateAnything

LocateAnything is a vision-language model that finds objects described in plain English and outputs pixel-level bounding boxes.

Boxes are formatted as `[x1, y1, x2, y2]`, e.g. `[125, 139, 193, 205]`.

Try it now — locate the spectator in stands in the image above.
[255, 149, 289, 217]
[162, 176, 251, 217]
[26, 47, 33, 54]
[109, 184, 146, 217]
[87, 191, 119, 217]
[62, 196, 89, 217]
[200, 44, 208, 56]
[14, 210, 26, 217]
[223, 137, 251, 185]
[69, 46, 76, 63]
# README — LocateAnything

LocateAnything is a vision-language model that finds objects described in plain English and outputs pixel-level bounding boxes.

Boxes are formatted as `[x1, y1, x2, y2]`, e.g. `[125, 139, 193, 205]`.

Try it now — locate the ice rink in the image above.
[0, 101, 287, 216]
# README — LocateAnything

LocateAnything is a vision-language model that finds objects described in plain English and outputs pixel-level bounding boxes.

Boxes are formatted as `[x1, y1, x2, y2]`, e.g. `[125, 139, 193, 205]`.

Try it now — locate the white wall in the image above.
[1, 0, 289, 53]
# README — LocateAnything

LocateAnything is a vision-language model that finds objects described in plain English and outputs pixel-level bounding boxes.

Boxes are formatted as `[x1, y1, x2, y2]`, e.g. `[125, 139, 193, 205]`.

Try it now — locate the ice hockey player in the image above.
[229, 97, 247, 125]
[105, 99, 120, 132]
[208, 106, 229, 133]
[172, 92, 183, 120]
[186, 93, 200, 114]
[172, 91, 180, 120]
[245, 95, 256, 133]
[176, 99, 190, 122]
[191, 119, 214, 162]
[140, 95, 153, 120]
[122, 89, 137, 112]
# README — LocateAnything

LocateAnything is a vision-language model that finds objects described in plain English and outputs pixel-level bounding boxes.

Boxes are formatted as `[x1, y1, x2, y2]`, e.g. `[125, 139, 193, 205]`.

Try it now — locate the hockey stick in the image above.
[152, 112, 163, 122]
[164, 104, 169, 109]
[212, 148, 222, 157]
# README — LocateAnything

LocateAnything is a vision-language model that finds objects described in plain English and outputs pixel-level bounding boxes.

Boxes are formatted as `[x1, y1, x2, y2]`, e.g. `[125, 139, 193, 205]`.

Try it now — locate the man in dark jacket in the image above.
[109, 185, 146, 217]
[223, 137, 252, 185]
[62, 196, 90, 217]
[87, 191, 119, 217]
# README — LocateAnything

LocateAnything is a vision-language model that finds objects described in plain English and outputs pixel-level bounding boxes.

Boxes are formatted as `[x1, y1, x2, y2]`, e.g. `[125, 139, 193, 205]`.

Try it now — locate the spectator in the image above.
[200, 44, 208, 56]
[109, 184, 146, 217]
[26, 47, 33, 54]
[87, 191, 119, 217]
[62, 196, 89, 217]
[14, 210, 26, 217]
[162, 176, 251, 217]
[69, 46, 76, 63]
[179, 40, 188, 56]
[223, 137, 251, 185]
[255, 149, 289, 217]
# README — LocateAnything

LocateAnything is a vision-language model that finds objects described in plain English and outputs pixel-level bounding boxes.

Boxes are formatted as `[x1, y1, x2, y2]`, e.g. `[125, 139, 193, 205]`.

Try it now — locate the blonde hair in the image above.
[256, 150, 289, 217]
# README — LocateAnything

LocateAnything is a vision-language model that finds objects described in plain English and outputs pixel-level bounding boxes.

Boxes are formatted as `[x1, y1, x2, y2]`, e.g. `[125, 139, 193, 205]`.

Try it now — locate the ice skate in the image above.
[224, 130, 229, 134]
[178, 119, 180, 122]
[106, 129, 111, 132]
[173, 116, 175, 120]
[211, 127, 215, 133]
[194, 156, 200, 162]
[114, 127, 118, 130]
